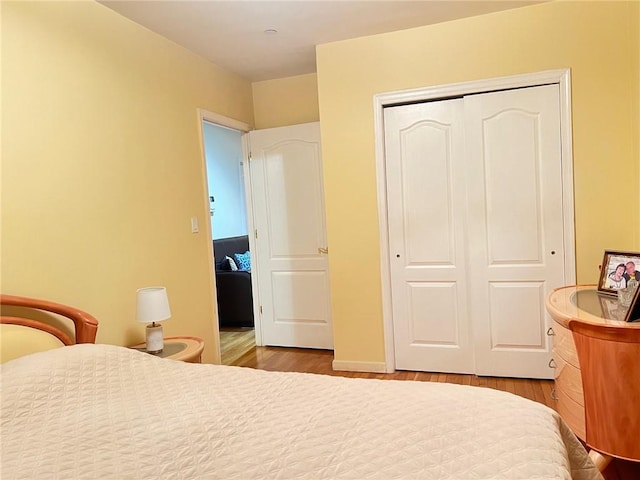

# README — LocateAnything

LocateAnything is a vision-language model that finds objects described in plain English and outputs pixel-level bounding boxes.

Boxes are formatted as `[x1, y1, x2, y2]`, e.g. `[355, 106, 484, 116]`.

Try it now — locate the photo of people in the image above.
[624, 261, 640, 283]
[598, 250, 640, 294]
[605, 263, 627, 290]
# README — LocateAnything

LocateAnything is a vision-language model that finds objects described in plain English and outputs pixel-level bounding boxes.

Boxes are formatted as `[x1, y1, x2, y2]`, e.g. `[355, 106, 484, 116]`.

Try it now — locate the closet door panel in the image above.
[384, 99, 473, 374]
[465, 84, 564, 379]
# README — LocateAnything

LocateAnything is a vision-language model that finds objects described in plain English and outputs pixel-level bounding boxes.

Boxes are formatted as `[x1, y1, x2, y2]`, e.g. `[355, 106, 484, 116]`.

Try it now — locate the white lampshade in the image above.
[136, 287, 171, 324]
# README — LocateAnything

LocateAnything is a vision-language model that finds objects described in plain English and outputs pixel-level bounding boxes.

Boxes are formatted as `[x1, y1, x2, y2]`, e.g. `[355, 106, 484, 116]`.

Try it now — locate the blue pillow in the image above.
[234, 251, 251, 271]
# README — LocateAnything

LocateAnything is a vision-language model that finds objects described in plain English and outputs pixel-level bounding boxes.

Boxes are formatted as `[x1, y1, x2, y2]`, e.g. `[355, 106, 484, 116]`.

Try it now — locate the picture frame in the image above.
[597, 250, 640, 295]
[624, 285, 640, 323]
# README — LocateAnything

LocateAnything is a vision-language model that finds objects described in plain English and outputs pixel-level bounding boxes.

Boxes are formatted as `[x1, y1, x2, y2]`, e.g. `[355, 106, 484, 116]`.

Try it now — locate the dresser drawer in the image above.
[556, 385, 585, 440]
[552, 321, 579, 367]
[553, 354, 583, 406]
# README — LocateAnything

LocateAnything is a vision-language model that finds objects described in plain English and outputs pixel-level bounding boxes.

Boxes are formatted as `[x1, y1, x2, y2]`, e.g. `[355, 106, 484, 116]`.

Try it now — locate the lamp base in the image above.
[145, 323, 164, 354]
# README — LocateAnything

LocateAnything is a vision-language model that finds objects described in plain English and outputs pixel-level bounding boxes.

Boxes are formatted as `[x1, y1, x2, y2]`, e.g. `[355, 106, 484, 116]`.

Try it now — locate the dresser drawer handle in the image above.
[550, 387, 558, 401]
[546, 327, 555, 336]
[548, 358, 557, 369]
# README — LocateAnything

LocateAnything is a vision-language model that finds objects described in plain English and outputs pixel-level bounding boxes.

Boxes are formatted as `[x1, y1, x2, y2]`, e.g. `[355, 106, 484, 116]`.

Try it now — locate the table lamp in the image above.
[136, 286, 171, 354]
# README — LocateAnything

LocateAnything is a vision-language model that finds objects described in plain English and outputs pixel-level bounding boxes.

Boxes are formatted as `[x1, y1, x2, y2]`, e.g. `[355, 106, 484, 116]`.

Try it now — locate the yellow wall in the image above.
[635, 1, 640, 232]
[252, 73, 319, 129]
[1, 1, 255, 363]
[316, 1, 640, 364]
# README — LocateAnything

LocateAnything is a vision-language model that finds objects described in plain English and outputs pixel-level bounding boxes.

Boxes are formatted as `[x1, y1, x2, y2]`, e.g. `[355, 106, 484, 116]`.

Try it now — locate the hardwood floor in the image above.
[219, 327, 257, 366]
[219, 327, 640, 479]
[219, 327, 556, 409]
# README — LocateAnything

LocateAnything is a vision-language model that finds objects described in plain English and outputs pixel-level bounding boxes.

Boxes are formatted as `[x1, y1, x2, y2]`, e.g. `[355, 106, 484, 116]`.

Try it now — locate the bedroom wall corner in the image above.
[316, 0, 640, 367]
[632, 0, 640, 240]
[1, 0, 255, 363]
[251, 73, 320, 129]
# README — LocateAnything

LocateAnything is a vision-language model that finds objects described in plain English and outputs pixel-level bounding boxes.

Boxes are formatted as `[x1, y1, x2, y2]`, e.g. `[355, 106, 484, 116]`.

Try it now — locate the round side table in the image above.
[129, 336, 204, 363]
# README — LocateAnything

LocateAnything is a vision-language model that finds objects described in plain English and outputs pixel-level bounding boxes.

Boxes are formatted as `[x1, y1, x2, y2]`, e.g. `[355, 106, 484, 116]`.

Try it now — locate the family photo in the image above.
[598, 250, 640, 294]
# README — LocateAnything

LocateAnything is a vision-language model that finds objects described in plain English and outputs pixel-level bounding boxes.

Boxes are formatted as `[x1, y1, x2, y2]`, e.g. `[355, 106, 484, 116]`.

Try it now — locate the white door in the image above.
[465, 85, 564, 378]
[384, 99, 474, 374]
[385, 84, 565, 378]
[249, 122, 333, 349]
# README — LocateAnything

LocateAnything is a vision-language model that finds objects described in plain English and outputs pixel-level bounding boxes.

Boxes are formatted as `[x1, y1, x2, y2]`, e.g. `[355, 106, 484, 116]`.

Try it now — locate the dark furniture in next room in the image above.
[213, 235, 254, 328]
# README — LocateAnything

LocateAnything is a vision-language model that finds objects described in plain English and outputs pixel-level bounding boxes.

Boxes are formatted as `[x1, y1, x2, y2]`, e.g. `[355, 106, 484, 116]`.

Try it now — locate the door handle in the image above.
[318, 247, 328, 254]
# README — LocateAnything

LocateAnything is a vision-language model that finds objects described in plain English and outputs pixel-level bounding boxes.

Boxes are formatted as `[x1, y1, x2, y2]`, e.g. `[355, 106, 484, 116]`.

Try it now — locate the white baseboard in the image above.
[332, 360, 388, 373]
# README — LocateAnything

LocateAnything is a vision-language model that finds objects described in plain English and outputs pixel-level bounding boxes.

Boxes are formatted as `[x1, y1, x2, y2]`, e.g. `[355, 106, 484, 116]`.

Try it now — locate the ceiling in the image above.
[100, 1, 543, 82]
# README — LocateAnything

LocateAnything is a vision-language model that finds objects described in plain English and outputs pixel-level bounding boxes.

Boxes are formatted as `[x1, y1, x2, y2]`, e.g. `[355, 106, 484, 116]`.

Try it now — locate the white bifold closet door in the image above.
[384, 84, 565, 379]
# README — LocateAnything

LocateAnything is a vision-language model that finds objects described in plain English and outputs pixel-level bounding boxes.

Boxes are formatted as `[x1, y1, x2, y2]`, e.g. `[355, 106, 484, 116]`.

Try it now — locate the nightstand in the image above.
[129, 336, 204, 363]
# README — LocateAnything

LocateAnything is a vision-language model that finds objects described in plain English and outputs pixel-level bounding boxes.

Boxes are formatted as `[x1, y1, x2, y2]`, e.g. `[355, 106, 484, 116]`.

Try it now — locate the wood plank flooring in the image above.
[219, 327, 556, 409]
[219, 327, 257, 366]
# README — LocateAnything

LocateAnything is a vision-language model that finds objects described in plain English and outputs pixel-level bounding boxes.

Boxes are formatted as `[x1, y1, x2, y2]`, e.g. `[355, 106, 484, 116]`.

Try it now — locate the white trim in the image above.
[374, 69, 570, 106]
[373, 69, 576, 374]
[557, 71, 577, 286]
[195, 109, 221, 364]
[199, 109, 251, 133]
[332, 360, 388, 373]
[373, 102, 397, 373]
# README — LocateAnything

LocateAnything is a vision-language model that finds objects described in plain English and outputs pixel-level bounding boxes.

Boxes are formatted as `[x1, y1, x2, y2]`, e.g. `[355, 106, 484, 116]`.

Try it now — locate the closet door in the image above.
[465, 84, 564, 379]
[385, 84, 565, 378]
[384, 98, 474, 373]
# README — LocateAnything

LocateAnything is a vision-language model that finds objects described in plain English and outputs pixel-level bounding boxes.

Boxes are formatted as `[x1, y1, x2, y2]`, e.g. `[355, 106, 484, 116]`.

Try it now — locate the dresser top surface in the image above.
[547, 285, 640, 328]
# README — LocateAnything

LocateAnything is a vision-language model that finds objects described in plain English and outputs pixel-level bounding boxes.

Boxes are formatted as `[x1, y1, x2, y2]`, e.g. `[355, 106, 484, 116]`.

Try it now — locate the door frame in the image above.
[196, 109, 263, 362]
[373, 69, 576, 373]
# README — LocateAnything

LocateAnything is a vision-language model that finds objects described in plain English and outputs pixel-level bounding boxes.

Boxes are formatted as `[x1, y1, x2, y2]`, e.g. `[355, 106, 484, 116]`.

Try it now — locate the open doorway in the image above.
[200, 114, 333, 363]
[201, 118, 256, 364]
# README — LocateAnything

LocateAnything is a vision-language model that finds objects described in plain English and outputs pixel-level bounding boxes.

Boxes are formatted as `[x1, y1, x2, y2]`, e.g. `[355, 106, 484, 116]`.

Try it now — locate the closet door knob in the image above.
[547, 327, 555, 336]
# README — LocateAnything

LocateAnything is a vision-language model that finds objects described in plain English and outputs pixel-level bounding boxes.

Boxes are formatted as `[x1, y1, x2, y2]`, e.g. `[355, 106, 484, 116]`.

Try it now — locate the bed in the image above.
[0, 293, 98, 362]
[1, 296, 602, 480]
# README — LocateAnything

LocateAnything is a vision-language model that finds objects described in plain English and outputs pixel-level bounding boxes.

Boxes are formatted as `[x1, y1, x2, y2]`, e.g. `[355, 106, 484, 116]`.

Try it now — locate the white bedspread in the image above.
[1, 344, 601, 479]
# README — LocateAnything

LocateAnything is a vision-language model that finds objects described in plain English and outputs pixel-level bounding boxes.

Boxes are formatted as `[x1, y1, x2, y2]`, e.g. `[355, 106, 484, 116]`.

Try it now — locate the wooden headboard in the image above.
[1, 294, 99, 355]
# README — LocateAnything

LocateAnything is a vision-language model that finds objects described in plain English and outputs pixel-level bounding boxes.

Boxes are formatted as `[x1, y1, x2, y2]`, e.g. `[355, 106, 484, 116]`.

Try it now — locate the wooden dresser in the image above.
[545, 285, 640, 440]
